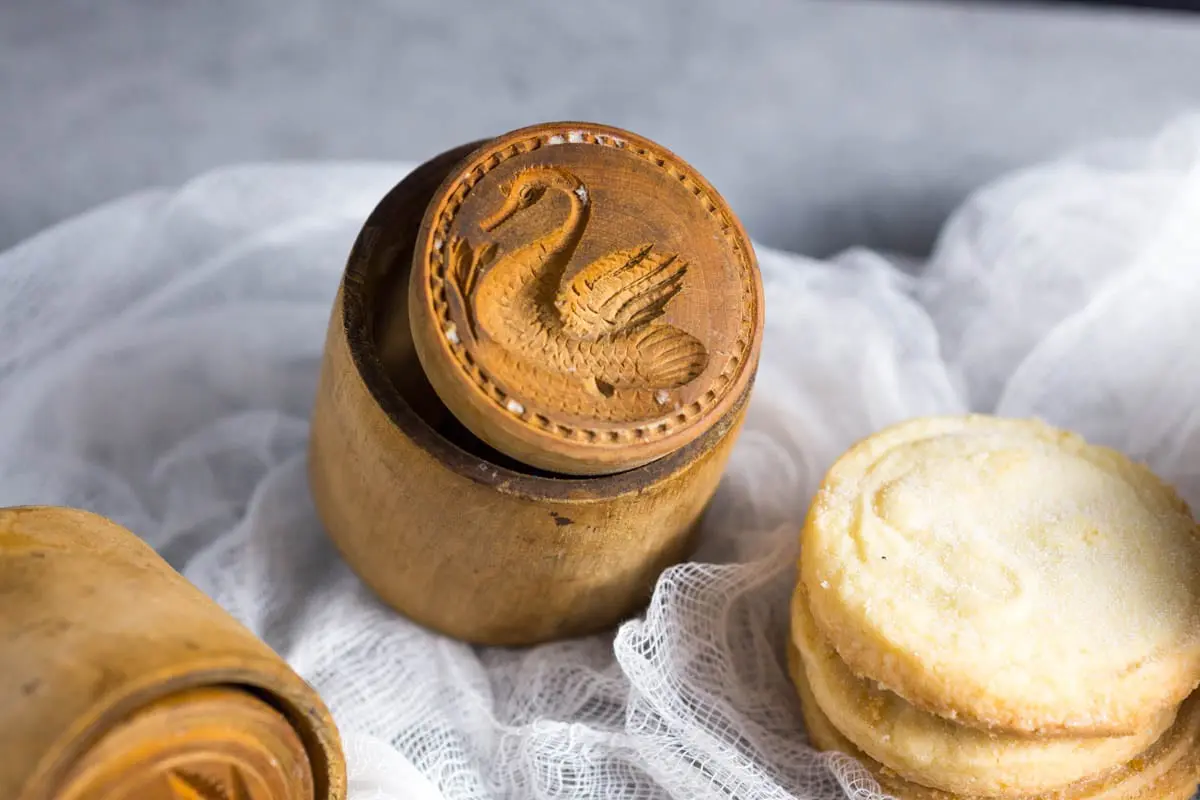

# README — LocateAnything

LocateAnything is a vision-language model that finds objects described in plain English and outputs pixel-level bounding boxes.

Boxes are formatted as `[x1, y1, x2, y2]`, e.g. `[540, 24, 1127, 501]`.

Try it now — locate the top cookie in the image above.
[801, 414, 1200, 736]
[408, 122, 763, 475]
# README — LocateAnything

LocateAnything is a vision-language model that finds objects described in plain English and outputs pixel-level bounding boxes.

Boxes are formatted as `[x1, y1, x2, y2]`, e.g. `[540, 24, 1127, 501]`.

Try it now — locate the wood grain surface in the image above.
[308, 126, 760, 645]
[54, 688, 311, 800]
[0, 506, 345, 800]
[408, 122, 764, 475]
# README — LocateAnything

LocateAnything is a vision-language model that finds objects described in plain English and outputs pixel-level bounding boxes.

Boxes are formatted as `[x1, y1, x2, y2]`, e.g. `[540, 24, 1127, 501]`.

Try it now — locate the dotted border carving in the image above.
[424, 128, 757, 445]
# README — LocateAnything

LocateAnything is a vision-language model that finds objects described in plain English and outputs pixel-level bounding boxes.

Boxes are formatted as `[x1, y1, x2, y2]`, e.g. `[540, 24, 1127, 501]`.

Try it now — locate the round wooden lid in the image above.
[54, 687, 313, 800]
[409, 122, 763, 475]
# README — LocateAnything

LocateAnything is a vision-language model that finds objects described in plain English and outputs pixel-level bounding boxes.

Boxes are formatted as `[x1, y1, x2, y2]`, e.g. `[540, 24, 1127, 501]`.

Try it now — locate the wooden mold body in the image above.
[0, 506, 346, 800]
[309, 123, 763, 646]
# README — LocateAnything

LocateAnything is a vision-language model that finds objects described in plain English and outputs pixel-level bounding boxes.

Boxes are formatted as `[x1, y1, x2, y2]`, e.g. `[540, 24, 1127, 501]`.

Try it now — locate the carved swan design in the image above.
[446, 166, 708, 418]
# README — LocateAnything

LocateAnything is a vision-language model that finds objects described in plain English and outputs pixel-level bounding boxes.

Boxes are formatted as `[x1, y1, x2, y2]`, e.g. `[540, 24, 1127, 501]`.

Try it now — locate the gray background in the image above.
[4, 0, 1200, 258]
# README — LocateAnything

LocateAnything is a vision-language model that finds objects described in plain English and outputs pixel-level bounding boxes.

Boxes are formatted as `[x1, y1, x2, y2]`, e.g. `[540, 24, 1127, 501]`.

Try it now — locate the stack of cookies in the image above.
[790, 415, 1200, 799]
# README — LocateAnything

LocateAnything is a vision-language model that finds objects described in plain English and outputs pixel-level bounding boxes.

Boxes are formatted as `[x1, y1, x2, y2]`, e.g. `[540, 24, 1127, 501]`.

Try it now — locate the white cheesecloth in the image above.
[3, 115, 1200, 800]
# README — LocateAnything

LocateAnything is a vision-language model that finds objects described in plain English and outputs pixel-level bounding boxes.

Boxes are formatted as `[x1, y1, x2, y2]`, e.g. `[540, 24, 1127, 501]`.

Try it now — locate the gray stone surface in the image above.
[3, 0, 1200, 257]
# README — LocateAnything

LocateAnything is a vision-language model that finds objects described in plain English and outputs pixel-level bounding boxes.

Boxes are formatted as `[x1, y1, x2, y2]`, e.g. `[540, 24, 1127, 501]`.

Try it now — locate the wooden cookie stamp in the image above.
[309, 121, 763, 645]
[408, 123, 761, 475]
[0, 506, 346, 800]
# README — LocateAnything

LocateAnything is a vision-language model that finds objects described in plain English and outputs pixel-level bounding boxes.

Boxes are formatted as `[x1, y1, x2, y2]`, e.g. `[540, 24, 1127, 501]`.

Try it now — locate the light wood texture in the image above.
[408, 122, 763, 476]
[307, 128, 758, 645]
[0, 506, 345, 800]
[55, 688, 312, 800]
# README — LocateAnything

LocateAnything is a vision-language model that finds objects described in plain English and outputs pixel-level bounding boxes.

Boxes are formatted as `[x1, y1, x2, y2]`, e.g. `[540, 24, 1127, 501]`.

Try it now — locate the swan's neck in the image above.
[541, 188, 588, 276]
[520, 187, 586, 318]
[476, 186, 588, 344]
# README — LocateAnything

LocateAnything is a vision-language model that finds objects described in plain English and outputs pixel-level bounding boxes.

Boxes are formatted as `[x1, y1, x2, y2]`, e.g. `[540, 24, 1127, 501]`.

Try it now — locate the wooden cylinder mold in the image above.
[0, 506, 346, 800]
[308, 122, 764, 645]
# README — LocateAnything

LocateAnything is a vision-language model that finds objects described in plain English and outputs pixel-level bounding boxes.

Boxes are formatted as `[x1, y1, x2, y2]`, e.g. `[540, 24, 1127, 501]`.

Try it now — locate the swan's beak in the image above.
[480, 197, 522, 232]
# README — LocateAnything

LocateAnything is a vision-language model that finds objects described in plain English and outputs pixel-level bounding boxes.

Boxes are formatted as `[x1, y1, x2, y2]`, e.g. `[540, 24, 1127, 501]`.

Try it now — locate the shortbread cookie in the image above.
[789, 640, 1200, 800]
[801, 414, 1200, 736]
[791, 587, 1175, 797]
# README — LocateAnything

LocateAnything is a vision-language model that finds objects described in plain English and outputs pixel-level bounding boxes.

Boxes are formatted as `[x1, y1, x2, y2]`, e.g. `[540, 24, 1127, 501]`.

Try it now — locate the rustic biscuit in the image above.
[801, 414, 1200, 736]
[788, 639, 1200, 800]
[790, 587, 1175, 797]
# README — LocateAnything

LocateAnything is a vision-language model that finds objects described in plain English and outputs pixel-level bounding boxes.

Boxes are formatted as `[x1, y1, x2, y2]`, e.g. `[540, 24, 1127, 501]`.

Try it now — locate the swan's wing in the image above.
[555, 243, 689, 339]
